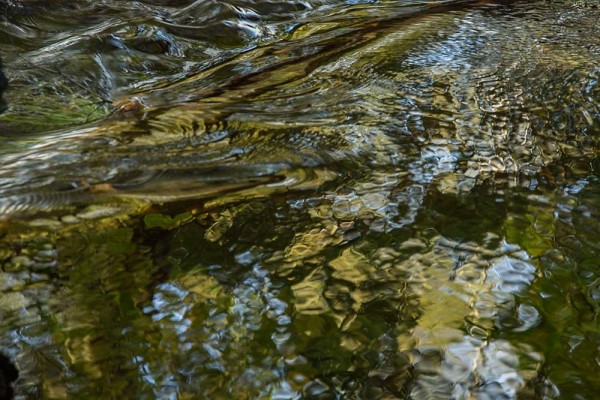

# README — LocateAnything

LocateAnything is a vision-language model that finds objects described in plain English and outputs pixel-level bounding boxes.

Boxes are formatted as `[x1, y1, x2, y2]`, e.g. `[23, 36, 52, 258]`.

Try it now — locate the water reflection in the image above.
[0, 0, 599, 398]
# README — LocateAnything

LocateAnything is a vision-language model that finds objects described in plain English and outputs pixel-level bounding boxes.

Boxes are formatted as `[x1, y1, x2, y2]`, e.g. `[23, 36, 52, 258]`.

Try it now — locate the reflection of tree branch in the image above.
[84, 101, 109, 124]
[15, 55, 113, 105]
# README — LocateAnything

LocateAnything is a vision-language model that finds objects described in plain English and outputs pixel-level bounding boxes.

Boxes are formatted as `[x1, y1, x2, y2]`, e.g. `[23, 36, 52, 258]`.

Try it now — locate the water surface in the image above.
[0, 0, 599, 398]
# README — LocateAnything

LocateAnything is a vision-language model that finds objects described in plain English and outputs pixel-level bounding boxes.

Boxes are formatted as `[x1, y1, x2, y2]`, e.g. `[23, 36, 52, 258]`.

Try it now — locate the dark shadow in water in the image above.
[0, 352, 17, 400]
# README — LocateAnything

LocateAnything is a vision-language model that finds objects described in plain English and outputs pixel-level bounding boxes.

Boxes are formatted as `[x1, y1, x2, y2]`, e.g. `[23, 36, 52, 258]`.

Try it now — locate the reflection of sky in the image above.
[398, 238, 545, 398]
[143, 263, 297, 398]
[142, 234, 544, 398]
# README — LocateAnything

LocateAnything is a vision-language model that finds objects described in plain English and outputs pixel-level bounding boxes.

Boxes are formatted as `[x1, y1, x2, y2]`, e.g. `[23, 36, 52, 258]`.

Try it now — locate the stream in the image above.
[0, 0, 599, 398]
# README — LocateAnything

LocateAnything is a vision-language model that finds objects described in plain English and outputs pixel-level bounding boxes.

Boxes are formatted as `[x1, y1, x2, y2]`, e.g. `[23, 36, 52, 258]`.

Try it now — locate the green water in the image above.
[0, 0, 598, 398]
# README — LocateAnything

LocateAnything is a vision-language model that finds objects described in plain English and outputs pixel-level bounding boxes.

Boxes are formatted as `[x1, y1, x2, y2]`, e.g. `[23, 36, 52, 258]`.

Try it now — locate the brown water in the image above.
[0, 0, 599, 398]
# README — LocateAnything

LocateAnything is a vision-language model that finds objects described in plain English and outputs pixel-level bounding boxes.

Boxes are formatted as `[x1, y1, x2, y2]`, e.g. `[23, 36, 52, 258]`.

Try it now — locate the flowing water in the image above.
[0, 0, 599, 398]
